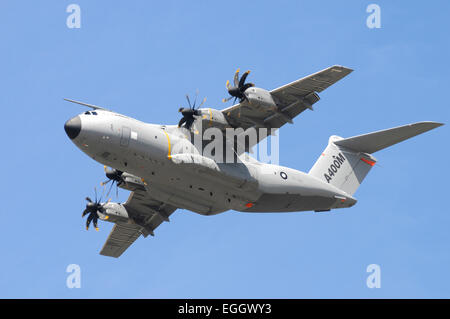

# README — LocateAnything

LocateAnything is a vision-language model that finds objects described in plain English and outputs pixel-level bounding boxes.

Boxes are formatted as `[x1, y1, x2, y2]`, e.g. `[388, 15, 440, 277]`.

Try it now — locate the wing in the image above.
[100, 188, 177, 258]
[221, 65, 353, 152]
[99, 222, 144, 258]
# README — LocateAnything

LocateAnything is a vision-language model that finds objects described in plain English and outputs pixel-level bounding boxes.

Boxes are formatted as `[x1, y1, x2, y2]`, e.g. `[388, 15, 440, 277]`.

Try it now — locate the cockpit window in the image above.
[84, 111, 91, 115]
[92, 111, 98, 115]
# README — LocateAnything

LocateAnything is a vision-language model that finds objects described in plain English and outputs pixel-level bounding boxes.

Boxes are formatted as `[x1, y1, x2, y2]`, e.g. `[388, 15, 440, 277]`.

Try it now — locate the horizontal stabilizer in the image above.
[334, 122, 444, 154]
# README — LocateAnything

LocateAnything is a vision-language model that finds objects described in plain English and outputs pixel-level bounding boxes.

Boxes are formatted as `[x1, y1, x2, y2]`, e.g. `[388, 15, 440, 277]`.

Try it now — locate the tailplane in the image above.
[308, 122, 443, 195]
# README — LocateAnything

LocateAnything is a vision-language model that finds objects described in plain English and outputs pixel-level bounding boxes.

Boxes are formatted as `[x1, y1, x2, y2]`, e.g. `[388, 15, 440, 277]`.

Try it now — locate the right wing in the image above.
[100, 187, 177, 258]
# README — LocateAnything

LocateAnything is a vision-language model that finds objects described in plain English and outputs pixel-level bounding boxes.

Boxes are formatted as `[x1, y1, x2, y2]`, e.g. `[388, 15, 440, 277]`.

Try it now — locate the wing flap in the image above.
[100, 222, 143, 258]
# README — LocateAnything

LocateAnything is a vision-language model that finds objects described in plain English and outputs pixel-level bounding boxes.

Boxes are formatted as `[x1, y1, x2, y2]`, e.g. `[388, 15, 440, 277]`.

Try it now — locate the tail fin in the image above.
[308, 122, 443, 196]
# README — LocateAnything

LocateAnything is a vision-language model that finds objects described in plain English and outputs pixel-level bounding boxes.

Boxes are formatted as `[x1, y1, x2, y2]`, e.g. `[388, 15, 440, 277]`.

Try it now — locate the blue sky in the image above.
[0, 0, 449, 298]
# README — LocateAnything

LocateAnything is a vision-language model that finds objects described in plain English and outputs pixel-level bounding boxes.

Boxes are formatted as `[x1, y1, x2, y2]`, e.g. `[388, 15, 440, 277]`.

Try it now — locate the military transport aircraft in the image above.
[64, 65, 443, 258]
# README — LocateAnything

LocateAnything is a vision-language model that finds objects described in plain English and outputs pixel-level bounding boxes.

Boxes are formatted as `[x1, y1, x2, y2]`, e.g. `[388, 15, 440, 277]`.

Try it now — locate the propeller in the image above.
[101, 166, 124, 198]
[222, 68, 255, 104]
[82, 188, 110, 231]
[178, 91, 206, 130]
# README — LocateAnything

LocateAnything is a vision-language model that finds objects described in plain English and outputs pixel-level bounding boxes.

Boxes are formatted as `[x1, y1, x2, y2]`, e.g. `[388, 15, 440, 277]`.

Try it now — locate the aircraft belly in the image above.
[245, 193, 335, 212]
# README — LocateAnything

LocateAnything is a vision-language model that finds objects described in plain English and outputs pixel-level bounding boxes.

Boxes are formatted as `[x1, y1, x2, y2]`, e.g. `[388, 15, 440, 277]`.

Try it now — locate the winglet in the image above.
[63, 98, 110, 111]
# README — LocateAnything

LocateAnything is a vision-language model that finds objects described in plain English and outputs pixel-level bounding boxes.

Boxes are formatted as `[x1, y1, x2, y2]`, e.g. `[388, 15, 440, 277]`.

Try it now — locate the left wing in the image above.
[100, 188, 177, 258]
[99, 222, 144, 258]
[221, 65, 353, 153]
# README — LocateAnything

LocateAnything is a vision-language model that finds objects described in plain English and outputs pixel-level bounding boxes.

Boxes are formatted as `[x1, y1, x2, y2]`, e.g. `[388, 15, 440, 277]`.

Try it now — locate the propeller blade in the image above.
[239, 70, 250, 88]
[242, 82, 254, 92]
[193, 89, 199, 109]
[185, 118, 195, 130]
[86, 213, 94, 230]
[85, 197, 92, 203]
[226, 80, 231, 90]
[99, 184, 106, 203]
[93, 215, 99, 231]
[233, 68, 240, 87]
[197, 97, 206, 109]
[101, 180, 111, 186]
[94, 187, 98, 203]
[82, 208, 89, 217]
[185, 94, 192, 109]
[178, 116, 187, 127]
[106, 179, 114, 198]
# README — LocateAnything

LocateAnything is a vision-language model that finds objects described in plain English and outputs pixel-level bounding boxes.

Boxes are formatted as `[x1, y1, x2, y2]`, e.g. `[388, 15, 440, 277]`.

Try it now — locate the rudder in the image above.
[309, 136, 376, 196]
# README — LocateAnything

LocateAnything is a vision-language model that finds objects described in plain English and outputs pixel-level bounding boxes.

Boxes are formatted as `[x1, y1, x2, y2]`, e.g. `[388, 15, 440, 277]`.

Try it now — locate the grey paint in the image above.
[64, 65, 443, 257]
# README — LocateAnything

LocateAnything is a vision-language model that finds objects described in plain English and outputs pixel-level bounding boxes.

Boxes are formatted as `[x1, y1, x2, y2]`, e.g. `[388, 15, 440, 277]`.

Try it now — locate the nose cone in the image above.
[64, 116, 81, 139]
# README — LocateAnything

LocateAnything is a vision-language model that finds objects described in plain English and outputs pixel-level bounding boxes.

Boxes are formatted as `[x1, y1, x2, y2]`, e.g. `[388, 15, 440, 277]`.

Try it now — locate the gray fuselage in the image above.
[65, 110, 356, 215]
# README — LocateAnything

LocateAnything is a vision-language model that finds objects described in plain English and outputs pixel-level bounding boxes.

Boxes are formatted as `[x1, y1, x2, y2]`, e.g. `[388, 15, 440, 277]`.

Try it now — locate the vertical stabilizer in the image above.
[308, 122, 443, 195]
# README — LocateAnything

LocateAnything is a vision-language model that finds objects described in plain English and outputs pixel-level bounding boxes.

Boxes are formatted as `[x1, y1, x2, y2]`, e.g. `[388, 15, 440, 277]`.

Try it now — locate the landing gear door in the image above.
[120, 126, 131, 147]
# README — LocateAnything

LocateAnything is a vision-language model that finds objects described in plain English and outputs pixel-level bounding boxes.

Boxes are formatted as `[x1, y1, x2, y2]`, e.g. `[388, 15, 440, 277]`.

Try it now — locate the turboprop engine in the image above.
[197, 108, 230, 130]
[100, 202, 130, 224]
[244, 86, 277, 111]
[82, 192, 131, 231]
[222, 68, 278, 111]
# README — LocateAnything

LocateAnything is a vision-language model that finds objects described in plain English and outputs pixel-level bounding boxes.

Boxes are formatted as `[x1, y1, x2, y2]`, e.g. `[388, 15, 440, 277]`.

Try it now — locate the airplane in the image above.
[64, 65, 443, 258]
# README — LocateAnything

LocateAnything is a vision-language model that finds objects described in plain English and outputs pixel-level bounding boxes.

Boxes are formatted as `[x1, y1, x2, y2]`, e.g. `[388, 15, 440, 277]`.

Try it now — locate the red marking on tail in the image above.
[360, 157, 376, 166]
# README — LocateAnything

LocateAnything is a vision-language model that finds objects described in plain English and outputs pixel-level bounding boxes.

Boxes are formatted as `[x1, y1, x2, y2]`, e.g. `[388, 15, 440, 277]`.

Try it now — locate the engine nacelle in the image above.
[119, 172, 146, 192]
[198, 108, 230, 129]
[100, 202, 130, 223]
[244, 87, 277, 111]
[98, 202, 155, 237]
